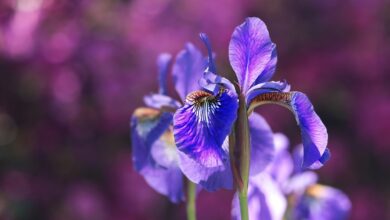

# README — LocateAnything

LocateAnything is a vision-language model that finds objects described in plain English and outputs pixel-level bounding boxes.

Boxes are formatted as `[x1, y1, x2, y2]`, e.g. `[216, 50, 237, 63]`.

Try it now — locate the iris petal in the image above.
[229, 17, 275, 93]
[172, 43, 207, 101]
[252, 44, 278, 85]
[141, 166, 184, 203]
[249, 92, 329, 169]
[293, 184, 351, 220]
[157, 53, 172, 95]
[173, 89, 238, 190]
[144, 93, 181, 110]
[246, 80, 290, 105]
[290, 92, 329, 168]
[232, 173, 287, 220]
[131, 108, 184, 203]
[248, 113, 275, 175]
[131, 108, 173, 171]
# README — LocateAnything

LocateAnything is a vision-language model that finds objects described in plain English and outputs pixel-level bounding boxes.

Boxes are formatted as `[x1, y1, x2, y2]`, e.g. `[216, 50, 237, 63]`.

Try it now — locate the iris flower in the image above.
[131, 43, 211, 202]
[231, 134, 351, 220]
[173, 17, 330, 192]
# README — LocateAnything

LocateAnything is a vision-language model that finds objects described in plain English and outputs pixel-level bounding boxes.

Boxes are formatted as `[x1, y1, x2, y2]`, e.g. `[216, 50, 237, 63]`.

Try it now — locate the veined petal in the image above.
[246, 80, 291, 105]
[292, 184, 351, 220]
[232, 173, 287, 220]
[248, 113, 275, 175]
[144, 93, 181, 110]
[252, 44, 278, 85]
[157, 53, 172, 95]
[173, 89, 238, 189]
[131, 108, 173, 171]
[172, 43, 207, 101]
[249, 92, 329, 169]
[178, 148, 233, 191]
[229, 17, 275, 93]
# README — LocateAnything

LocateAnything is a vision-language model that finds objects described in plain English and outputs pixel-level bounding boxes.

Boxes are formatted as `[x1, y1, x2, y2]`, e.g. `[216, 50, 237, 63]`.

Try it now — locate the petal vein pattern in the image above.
[173, 89, 238, 168]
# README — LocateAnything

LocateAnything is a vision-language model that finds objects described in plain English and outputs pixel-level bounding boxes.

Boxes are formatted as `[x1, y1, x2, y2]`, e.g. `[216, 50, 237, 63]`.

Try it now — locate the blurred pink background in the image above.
[0, 0, 389, 219]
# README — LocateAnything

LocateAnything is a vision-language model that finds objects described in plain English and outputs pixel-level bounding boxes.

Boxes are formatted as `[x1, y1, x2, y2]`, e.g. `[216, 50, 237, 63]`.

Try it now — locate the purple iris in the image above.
[231, 134, 351, 220]
[173, 17, 330, 191]
[131, 44, 208, 202]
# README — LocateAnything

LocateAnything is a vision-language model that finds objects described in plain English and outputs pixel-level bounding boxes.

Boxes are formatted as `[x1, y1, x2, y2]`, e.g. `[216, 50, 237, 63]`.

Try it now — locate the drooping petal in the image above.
[248, 113, 275, 175]
[291, 184, 351, 220]
[173, 89, 238, 190]
[172, 43, 207, 101]
[249, 92, 329, 169]
[232, 173, 287, 220]
[144, 93, 181, 110]
[141, 166, 184, 203]
[178, 148, 233, 191]
[157, 53, 172, 95]
[246, 80, 290, 105]
[131, 109, 184, 203]
[293, 145, 331, 173]
[229, 17, 275, 93]
[131, 108, 173, 171]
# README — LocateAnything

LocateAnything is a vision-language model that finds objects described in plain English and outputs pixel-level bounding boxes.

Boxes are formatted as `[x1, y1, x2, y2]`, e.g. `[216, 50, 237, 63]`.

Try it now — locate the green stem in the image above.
[236, 93, 251, 220]
[239, 190, 249, 220]
[186, 180, 197, 220]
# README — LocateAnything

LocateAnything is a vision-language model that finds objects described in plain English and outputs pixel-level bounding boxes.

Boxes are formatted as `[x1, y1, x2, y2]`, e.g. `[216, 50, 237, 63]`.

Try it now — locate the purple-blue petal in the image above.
[292, 184, 351, 220]
[144, 93, 181, 110]
[131, 108, 173, 171]
[252, 44, 278, 85]
[266, 133, 294, 184]
[248, 113, 275, 175]
[141, 166, 184, 203]
[157, 53, 172, 95]
[232, 173, 287, 220]
[246, 80, 290, 105]
[229, 17, 275, 93]
[199, 33, 216, 73]
[172, 43, 207, 101]
[198, 71, 237, 96]
[290, 92, 329, 168]
[173, 89, 238, 190]
[178, 149, 233, 191]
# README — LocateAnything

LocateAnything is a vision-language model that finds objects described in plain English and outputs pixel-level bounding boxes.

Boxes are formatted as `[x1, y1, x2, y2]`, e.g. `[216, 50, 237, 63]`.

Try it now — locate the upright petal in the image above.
[157, 53, 172, 95]
[131, 108, 173, 171]
[173, 89, 238, 190]
[248, 113, 275, 175]
[249, 92, 329, 169]
[232, 173, 287, 220]
[172, 43, 207, 101]
[229, 17, 275, 93]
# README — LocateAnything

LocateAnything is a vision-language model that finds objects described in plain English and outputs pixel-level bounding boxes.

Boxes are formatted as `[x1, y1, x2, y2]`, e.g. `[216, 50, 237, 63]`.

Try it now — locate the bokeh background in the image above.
[0, 0, 389, 219]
